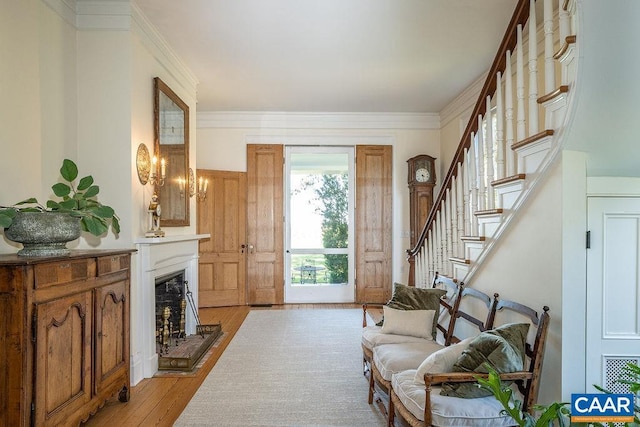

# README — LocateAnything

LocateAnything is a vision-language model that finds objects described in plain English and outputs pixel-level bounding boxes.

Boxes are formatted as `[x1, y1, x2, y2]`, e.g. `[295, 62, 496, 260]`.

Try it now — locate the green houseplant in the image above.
[0, 158, 120, 256]
[476, 364, 570, 426]
[477, 362, 640, 427]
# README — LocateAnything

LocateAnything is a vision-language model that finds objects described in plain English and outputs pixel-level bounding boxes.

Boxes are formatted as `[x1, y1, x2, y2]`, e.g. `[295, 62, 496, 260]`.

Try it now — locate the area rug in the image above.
[175, 309, 386, 426]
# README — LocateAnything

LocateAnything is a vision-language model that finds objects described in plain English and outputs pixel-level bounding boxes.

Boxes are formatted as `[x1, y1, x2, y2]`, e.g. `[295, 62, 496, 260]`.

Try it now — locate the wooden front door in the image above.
[355, 145, 392, 303]
[197, 170, 247, 307]
[246, 144, 284, 305]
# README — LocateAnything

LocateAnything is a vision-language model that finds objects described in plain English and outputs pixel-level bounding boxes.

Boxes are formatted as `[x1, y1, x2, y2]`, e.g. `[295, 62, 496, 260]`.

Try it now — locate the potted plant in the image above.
[0, 158, 120, 256]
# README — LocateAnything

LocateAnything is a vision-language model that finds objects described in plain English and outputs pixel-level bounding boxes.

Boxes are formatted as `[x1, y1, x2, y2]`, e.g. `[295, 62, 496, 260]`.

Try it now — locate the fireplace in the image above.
[153, 268, 222, 371]
[133, 234, 210, 384]
[155, 270, 187, 353]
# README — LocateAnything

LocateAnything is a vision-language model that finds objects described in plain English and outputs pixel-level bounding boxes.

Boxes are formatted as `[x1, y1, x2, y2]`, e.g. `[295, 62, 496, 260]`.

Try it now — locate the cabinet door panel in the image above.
[34, 291, 92, 426]
[94, 280, 130, 395]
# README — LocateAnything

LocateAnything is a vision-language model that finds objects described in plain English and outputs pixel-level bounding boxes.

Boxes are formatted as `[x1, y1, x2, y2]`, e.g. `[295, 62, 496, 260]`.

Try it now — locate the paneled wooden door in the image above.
[197, 170, 247, 307]
[355, 145, 392, 304]
[246, 144, 284, 305]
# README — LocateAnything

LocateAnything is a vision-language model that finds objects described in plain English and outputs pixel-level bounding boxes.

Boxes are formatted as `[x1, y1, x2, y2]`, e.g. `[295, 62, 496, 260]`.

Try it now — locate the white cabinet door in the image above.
[586, 196, 640, 393]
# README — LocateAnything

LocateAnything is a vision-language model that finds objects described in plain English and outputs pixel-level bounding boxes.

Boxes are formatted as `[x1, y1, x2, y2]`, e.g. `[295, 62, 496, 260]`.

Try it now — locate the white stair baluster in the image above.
[543, 0, 555, 95]
[440, 200, 448, 276]
[495, 71, 505, 182]
[528, 0, 539, 135]
[446, 189, 453, 267]
[456, 162, 465, 258]
[516, 24, 526, 144]
[450, 177, 459, 259]
[505, 50, 516, 176]
[485, 97, 495, 210]
[476, 115, 486, 211]
[469, 133, 479, 236]
[462, 149, 470, 237]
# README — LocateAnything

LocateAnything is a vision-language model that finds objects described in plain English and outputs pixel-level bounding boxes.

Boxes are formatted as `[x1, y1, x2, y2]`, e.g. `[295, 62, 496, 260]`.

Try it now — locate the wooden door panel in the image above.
[246, 144, 284, 305]
[197, 170, 247, 307]
[355, 145, 392, 303]
[34, 291, 93, 426]
[94, 280, 129, 395]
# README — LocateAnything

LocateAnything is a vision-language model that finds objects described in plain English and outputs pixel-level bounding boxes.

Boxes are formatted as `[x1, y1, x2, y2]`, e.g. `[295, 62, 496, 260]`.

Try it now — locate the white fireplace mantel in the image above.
[131, 234, 209, 385]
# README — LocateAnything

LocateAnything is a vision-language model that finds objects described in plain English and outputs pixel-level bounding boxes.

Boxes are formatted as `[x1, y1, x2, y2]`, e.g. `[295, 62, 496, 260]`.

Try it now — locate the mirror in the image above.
[154, 77, 190, 226]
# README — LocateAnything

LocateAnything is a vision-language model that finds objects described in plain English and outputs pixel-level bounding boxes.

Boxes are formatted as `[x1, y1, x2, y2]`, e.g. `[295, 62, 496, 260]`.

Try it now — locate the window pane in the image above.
[289, 153, 349, 250]
[289, 254, 349, 286]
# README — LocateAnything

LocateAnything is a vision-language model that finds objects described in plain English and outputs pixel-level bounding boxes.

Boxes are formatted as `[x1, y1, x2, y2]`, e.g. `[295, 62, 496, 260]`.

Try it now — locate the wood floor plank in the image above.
[82, 304, 362, 426]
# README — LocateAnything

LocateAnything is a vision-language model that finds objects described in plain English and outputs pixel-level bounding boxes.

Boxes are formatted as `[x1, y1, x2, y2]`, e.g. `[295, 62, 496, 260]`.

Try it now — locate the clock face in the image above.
[415, 167, 430, 183]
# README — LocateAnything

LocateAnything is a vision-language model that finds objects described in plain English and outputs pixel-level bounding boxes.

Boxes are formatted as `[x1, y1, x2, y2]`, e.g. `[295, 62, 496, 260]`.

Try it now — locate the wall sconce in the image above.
[178, 177, 187, 198]
[184, 168, 208, 201]
[150, 156, 166, 186]
[136, 143, 166, 186]
[196, 176, 208, 202]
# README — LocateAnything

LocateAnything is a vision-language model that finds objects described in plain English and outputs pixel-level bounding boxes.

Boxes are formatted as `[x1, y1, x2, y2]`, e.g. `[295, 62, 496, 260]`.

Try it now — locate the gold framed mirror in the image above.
[154, 77, 190, 226]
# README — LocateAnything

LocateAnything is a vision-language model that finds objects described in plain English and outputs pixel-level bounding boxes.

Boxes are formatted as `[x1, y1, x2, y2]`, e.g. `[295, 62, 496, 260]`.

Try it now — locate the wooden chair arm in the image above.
[423, 370, 533, 385]
[362, 303, 384, 327]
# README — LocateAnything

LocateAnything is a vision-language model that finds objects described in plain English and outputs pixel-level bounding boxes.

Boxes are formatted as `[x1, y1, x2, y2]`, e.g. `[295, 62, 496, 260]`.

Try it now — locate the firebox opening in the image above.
[153, 270, 222, 372]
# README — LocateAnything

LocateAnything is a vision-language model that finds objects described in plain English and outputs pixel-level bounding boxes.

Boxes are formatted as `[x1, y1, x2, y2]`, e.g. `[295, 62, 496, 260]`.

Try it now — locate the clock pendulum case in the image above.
[407, 154, 436, 247]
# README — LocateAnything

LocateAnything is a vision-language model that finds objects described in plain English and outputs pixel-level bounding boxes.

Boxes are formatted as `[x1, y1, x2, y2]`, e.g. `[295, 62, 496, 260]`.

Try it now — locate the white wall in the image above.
[465, 157, 564, 404]
[196, 115, 440, 285]
[0, 0, 77, 253]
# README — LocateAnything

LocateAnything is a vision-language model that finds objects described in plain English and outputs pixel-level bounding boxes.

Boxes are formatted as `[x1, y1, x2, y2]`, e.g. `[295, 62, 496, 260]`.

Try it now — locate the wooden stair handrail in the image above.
[407, 0, 534, 279]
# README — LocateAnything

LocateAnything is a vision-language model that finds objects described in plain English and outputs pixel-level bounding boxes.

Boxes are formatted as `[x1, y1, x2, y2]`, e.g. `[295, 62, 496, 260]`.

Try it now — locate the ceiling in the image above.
[134, 0, 518, 113]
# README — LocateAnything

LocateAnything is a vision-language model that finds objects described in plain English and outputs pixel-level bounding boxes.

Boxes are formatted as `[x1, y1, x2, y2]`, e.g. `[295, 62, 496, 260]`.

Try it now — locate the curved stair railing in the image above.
[408, 0, 578, 286]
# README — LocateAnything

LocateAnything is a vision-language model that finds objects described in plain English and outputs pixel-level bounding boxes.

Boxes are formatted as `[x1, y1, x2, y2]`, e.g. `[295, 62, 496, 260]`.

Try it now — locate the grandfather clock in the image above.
[407, 155, 436, 247]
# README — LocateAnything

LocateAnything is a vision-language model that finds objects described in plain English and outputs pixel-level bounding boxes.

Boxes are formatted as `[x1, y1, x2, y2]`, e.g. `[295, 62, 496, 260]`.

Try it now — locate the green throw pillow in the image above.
[376, 283, 446, 340]
[440, 322, 530, 398]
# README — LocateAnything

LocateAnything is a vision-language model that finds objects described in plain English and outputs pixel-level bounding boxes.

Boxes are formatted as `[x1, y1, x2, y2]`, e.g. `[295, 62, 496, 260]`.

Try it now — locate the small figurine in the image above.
[146, 192, 165, 237]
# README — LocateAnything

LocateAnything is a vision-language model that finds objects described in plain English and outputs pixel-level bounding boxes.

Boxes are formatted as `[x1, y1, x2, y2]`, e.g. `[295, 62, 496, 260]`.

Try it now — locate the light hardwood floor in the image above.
[83, 304, 376, 426]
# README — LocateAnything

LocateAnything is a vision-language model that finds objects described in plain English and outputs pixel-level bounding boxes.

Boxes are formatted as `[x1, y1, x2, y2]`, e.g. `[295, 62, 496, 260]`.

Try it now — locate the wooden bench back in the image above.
[493, 299, 551, 411]
[430, 273, 461, 341]
[432, 273, 498, 346]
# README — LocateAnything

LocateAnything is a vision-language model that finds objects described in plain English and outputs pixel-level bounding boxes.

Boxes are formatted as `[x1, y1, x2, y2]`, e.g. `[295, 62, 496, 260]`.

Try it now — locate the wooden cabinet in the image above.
[0, 249, 134, 427]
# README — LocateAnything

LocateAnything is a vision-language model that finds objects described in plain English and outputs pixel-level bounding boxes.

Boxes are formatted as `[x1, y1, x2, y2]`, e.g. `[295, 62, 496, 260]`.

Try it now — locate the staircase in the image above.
[408, 0, 579, 286]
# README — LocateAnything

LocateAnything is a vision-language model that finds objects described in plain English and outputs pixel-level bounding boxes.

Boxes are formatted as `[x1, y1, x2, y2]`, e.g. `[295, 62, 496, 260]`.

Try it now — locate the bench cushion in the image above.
[392, 369, 517, 427]
[361, 325, 428, 350]
[373, 341, 444, 381]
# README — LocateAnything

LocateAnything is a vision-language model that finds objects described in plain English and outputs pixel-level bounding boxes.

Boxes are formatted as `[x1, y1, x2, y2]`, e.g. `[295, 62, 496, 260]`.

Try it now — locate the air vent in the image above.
[604, 356, 640, 393]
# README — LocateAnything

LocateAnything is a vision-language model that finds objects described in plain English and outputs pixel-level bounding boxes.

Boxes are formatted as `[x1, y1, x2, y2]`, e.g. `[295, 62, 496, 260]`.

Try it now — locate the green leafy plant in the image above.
[475, 364, 570, 427]
[0, 158, 120, 236]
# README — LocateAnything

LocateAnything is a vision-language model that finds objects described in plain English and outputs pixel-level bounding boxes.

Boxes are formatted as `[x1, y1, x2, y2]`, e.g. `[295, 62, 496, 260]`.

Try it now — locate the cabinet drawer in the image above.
[97, 254, 130, 276]
[34, 259, 93, 288]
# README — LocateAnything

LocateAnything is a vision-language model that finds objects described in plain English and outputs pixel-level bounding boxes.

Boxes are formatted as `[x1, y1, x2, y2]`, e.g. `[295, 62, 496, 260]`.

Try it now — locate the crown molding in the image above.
[196, 111, 440, 130]
[131, 3, 198, 94]
[75, 0, 132, 30]
[439, 72, 487, 129]
[244, 134, 395, 146]
[42, 0, 77, 27]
